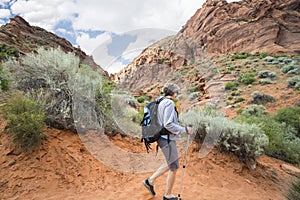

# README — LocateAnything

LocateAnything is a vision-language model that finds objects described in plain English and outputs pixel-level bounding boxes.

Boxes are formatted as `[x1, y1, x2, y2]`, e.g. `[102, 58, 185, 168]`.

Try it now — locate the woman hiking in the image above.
[143, 82, 192, 200]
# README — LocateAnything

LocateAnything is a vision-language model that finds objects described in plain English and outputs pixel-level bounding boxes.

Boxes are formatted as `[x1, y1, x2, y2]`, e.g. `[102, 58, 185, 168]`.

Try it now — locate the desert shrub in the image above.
[158, 57, 169, 64]
[257, 70, 276, 79]
[187, 85, 199, 93]
[273, 106, 300, 137]
[127, 108, 143, 123]
[264, 56, 276, 63]
[259, 52, 268, 59]
[225, 81, 238, 90]
[251, 91, 276, 104]
[0, 63, 10, 91]
[234, 97, 245, 103]
[286, 178, 300, 200]
[1, 91, 45, 150]
[137, 96, 146, 103]
[239, 73, 256, 85]
[189, 92, 199, 101]
[259, 78, 272, 85]
[231, 52, 251, 60]
[287, 76, 300, 90]
[3, 48, 79, 130]
[281, 63, 299, 75]
[3, 47, 112, 132]
[236, 110, 300, 165]
[180, 108, 269, 165]
[0, 43, 19, 61]
[277, 57, 293, 64]
[241, 105, 266, 117]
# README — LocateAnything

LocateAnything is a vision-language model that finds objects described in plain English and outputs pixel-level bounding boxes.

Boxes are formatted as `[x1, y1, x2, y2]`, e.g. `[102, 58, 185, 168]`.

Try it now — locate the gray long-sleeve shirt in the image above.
[157, 97, 186, 141]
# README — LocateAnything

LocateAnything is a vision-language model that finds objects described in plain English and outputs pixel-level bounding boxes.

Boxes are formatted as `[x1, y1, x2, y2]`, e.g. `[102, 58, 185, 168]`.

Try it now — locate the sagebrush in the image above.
[180, 108, 269, 165]
[3, 47, 116, 133]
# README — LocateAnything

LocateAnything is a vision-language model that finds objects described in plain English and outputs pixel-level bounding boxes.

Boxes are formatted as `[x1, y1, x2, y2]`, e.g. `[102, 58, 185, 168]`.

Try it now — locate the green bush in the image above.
[273, 106, 300, 137]
[225, 81, 239, 90]
[0, 43, 19, 61]
[234, 97, 245, 103]
[286, 178, 300, 200]
[235, 110, 300, 165]
[231, 52, 251, 60]
[239, 73, 256, 85]
[0, 63, 10, 91]
[137, 96, 146, 103]
[1, 91, 45, 150]
[180, 108, 269, 165]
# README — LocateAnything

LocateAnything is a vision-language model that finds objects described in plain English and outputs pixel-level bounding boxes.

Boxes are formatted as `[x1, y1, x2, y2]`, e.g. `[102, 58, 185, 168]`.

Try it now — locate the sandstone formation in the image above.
[114, 0, 299, 110]
[182, 0, 300, 55]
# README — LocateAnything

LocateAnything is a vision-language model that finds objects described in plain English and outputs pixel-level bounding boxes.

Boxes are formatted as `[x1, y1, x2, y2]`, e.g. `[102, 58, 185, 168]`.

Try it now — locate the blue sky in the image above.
[0, 0, 239, 73]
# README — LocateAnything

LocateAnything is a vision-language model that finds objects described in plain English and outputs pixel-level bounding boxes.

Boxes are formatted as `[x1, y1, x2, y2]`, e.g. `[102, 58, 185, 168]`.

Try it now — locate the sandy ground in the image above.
[0, 115, 295, 200]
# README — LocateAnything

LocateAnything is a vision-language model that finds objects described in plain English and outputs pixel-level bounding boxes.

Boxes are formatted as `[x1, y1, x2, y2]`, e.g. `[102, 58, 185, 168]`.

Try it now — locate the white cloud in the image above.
[56, 28, 74, 36]
[76, 31, 112, 55]
[0, 8, 10, 18]
[0, 0, 10, 7]
[10, 0, 76, 31]
[106, 60, 126, 74]
[73, 0, 206, 33]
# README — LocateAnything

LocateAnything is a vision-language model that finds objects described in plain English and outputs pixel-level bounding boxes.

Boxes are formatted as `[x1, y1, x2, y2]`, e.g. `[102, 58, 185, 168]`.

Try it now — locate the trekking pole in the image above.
[178, 134, 190, 200]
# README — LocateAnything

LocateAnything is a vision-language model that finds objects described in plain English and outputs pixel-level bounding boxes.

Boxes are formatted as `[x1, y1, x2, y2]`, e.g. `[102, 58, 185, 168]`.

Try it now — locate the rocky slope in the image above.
[114, 0, 300, 112]
[182, 0, 300, 55]
[0, 16, 107, 75]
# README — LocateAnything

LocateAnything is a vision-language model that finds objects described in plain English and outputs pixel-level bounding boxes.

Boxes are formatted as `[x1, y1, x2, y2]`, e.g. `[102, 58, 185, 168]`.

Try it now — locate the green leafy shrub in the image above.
[0, 63, 10, 91]
[234, 97, 245, 103]
[1, 91, 45, 150]
[259, 52, 268, 59]
[235, 110, 300, 165]
[231, 52, 251, 60]
[239, 73, 256, 85]
[225, 81, 239, 90]
[286, 178, 300, 200]
[180, 108, 269, 165]
[273, 106, 300, 137]
[137, 96, 146, 103]
[0, 43, 19, 61]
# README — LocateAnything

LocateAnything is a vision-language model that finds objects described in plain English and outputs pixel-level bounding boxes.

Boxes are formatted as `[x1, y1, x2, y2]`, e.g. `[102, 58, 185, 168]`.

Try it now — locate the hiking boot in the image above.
[163, 195, 178, 200]
[143, 179, 156, 195]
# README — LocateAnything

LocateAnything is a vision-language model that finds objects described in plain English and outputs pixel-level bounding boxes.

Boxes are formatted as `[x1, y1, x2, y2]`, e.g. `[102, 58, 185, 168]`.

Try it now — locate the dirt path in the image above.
[0, 116, 294, 200]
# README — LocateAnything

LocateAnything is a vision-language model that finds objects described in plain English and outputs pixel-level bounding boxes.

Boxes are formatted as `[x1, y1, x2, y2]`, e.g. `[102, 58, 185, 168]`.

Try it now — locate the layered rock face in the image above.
[0, 16, 106, 75]
[114, 0, 299, 110]
[181, 0, 300, 55]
